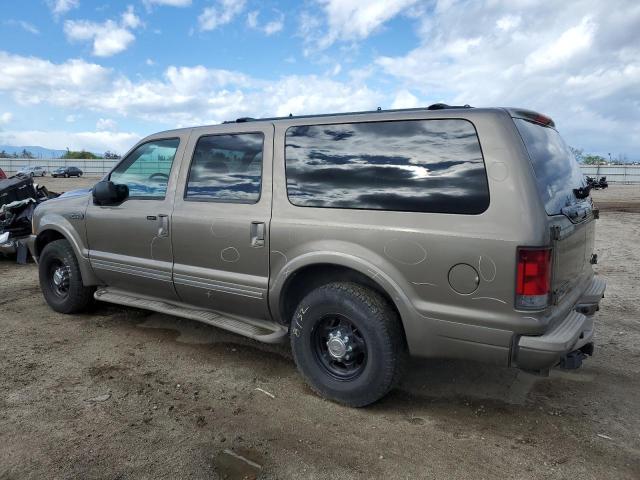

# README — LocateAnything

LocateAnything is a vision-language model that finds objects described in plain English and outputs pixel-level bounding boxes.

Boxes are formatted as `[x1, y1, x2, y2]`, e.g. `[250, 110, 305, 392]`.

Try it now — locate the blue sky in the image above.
[0, 0, 638, 159]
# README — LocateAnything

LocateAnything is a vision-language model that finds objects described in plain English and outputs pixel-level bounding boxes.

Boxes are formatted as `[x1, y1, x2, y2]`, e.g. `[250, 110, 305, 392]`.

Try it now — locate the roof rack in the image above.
[222, 104, 474, 124]
[427, 103, 473, 110]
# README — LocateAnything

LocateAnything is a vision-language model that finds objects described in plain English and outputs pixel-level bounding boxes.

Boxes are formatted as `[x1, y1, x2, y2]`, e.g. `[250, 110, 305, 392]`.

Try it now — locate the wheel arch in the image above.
[35, 225, 101, 285]
[270, 253, 414, 343]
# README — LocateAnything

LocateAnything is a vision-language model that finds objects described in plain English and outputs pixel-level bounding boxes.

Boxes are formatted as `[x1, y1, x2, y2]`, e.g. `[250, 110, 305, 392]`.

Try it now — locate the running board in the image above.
[94, 288, 287, 343]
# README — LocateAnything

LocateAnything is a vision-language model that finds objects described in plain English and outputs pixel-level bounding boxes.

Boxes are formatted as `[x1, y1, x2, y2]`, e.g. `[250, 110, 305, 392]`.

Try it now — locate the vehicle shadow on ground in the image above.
[89, 302, 569, 411]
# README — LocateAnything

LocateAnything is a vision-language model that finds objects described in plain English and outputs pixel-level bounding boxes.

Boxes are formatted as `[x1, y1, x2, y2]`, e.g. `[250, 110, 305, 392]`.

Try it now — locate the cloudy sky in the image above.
[0, 0, 638, 159]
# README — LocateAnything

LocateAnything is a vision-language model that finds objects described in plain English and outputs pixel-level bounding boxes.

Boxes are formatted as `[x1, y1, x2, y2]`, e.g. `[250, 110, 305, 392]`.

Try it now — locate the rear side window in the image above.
[514, 118, 586, 215]
[285, 119, 489, 214]
[185, 133, 263, 203]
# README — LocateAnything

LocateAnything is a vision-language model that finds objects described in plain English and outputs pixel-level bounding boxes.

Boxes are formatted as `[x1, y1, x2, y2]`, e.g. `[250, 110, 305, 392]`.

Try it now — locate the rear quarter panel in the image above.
[269, 109, 550, 364]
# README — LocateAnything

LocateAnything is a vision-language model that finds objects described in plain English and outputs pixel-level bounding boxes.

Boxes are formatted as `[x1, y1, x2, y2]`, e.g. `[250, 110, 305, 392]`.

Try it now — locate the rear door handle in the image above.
[250, 221, 265, 248]
[158, 214, 169, 237]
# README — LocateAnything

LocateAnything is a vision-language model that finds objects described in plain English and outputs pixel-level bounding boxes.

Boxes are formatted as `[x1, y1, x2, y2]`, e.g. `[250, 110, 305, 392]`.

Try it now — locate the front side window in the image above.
[110, 138, 179, 199]
[185, 133, 263, 203]
[285, 119, 489, 214]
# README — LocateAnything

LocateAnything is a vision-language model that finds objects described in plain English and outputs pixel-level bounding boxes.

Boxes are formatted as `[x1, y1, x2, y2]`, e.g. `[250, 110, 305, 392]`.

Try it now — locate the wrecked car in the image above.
[0, 175, 57, 260]
[28, 105, 606, 406]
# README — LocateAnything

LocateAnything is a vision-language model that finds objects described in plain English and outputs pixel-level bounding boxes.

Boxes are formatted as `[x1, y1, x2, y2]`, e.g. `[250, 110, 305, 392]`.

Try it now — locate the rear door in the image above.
[171, 123, 273, 320]
[514, 117, 596, 301]
[85, 134, 189, 300]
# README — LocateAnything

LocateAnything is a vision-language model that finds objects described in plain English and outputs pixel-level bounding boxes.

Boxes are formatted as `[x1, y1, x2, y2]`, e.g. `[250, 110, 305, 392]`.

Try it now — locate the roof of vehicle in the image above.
[148, 104, 555, 137]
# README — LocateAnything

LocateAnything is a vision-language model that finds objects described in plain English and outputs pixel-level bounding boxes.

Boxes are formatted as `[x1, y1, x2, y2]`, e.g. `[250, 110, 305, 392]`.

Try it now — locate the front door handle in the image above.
[250, 221, 265, 248]
[158, 214, 169, 238]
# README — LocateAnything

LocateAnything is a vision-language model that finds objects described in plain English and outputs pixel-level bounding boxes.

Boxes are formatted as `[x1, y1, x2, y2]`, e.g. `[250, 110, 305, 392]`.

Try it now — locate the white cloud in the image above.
[4, 20, 40, 35]
[0, 129, 140, 155]
[390, 90, 420, 109]
[247, 10, 284, 35]
[64, 7, 141, 57]
[96, 118, 117, 131]
[47, 0, 79, 16]
[0, 51, 112, 106]
[496, 14, 520, 32]
[375, 0, 640, 157]
[263, 16, 284, 35]
[247, 10, 259, 29]
[0, 50, 380, 127]
[0, 112, 13, 125]
[198, 0, 246, 32]
[304, 0, 419, 50]
[525, 17, 596, 72]
[121, 5, 143, 29]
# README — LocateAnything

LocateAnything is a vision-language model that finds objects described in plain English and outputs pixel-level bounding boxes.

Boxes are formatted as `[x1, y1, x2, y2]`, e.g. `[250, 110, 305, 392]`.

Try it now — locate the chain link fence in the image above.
[580, 165, 640, 184]
[0, 158, 119, 177]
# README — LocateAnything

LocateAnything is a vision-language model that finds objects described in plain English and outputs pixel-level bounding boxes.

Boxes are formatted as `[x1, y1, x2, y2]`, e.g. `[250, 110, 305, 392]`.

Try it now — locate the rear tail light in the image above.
[516, 247, 552, 309]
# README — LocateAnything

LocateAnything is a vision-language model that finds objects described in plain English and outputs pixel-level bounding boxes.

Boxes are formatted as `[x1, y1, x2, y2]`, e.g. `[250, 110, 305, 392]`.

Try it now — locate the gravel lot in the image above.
[1, 179, 639, 479]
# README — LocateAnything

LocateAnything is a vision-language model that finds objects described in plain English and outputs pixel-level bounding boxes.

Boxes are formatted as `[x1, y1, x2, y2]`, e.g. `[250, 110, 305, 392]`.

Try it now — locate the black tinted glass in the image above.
[285, 119, 489, 214]
[514, 118, 586, 215]
[185, 133, 263, 203]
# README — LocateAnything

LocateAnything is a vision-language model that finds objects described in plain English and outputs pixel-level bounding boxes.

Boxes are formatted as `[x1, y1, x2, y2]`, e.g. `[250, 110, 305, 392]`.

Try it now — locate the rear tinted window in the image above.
[285, 119, 489, 214]
[514, 118, 586, 215]
[185, 133, 263, 203]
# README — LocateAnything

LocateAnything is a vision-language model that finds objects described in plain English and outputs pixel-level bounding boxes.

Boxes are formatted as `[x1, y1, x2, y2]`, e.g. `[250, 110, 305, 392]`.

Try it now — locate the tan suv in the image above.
[29, 105, 605, 406]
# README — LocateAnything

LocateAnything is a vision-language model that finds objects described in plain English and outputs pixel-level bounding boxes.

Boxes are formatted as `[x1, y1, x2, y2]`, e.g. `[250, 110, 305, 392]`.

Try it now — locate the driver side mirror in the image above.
[93, 180, 129, 206]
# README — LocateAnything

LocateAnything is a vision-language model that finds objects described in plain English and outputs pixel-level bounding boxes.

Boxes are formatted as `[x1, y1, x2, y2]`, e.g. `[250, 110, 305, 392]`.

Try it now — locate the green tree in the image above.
[582, 154, 607, 165]
[62, 150, 100, 159]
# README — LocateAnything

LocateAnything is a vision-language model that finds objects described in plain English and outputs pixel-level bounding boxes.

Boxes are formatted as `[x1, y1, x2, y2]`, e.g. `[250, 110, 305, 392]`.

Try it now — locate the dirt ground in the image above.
[1, 179, 639, 479]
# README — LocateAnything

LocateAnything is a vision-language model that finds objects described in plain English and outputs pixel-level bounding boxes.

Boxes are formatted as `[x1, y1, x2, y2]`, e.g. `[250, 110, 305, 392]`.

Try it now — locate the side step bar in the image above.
[94, 288, 288, 344]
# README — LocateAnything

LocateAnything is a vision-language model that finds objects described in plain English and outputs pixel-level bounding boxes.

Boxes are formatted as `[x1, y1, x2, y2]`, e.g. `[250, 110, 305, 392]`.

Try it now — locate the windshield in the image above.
[514, 118, 586, 215]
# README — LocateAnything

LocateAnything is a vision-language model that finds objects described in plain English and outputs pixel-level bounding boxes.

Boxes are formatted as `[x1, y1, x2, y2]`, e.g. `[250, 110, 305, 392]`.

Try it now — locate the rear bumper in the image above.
[514, 275, 606, 372]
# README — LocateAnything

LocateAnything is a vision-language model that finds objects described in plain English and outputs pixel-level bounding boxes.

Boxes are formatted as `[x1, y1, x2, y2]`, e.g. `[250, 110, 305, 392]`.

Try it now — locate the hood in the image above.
[59, 187, 92, 199]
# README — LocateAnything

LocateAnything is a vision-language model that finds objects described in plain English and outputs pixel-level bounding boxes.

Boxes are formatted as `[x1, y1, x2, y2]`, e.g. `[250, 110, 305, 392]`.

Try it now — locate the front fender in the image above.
[35, 212, 101, 286]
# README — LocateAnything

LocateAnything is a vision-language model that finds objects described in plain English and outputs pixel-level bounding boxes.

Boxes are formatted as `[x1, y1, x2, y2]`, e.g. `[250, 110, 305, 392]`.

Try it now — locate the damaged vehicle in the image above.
[28, 105, 606, 406]
[0, 175, 57, 260]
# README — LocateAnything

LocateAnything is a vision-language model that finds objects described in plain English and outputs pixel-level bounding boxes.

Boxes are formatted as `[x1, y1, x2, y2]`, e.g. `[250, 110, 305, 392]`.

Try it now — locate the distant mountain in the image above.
[0, 145, 67, 158]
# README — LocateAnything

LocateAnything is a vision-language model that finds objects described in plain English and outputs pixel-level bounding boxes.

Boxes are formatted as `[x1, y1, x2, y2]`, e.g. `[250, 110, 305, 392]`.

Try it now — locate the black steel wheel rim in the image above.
[311, 314, 367, 381]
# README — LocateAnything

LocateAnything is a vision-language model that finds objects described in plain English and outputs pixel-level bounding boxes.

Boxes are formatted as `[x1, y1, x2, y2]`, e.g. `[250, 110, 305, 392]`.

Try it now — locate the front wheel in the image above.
[39, 239, 94, 313]
[290, 282, 407, 407]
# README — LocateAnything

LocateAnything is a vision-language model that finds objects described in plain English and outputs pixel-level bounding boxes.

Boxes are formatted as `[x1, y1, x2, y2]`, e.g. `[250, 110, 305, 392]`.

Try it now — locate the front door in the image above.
[85, 134, 189, 300]
[171, 124, 273, 320]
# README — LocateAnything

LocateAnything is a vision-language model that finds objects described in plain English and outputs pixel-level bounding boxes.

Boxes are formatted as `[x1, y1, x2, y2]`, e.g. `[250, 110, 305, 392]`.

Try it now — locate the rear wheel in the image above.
[39, 239, 94, 313]
[290, 282, 406, 407]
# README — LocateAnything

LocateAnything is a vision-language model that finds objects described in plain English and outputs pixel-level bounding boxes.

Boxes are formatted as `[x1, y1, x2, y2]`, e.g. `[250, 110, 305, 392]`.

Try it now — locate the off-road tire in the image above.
[290, 282, 407, 407]
[39, 239, 94, 314]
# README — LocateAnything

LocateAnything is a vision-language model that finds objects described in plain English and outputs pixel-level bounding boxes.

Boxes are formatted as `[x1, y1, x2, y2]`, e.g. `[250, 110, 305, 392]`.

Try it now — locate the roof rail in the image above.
[221, 104, 474, 123]
[427, 103, 473, 110]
